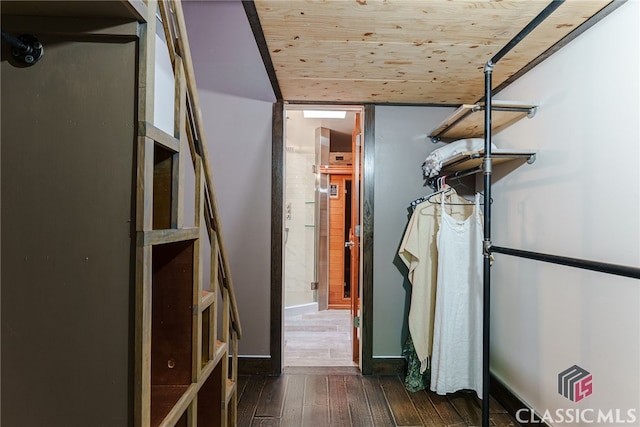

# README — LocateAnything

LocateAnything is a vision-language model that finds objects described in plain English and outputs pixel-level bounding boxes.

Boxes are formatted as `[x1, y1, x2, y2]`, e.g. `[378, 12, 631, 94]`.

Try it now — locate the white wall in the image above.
[372, 105, 454, 357]
[184, 1, 276, 356]
[488, 3, 640, 424]
[198, 91, 273, 356]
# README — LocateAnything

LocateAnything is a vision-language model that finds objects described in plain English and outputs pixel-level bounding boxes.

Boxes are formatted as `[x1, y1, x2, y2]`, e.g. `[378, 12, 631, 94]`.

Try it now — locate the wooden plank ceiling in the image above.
[253, 0, 614, 104]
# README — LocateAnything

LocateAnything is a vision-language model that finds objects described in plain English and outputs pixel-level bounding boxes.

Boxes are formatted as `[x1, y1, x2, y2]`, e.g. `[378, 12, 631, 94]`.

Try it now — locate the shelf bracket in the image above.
[527, 153, 537, 164]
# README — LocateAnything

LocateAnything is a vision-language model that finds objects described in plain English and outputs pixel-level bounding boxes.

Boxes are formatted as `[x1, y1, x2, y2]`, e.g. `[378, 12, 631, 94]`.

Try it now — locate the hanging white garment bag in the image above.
[430, 193, 483, 398]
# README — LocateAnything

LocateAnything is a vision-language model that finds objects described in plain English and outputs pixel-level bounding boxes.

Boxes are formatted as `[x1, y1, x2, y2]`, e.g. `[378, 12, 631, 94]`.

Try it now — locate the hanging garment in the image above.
[401, 332, 430, 392]
[430, 193, 483, 398]
[398, 187, 475, 374]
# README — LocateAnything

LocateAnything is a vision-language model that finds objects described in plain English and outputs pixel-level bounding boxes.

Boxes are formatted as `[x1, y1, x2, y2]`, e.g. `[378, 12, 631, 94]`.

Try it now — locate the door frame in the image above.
[270, 103, 374, 375]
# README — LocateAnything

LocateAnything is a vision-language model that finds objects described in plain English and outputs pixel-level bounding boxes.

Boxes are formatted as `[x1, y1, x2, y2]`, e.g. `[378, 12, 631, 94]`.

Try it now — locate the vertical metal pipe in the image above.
[478, 5, 565, 426]
[482, 61, 494, 427]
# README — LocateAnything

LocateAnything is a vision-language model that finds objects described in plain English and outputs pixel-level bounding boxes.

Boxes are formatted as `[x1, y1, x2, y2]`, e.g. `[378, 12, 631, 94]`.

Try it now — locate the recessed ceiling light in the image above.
[303, 110, 347, 119]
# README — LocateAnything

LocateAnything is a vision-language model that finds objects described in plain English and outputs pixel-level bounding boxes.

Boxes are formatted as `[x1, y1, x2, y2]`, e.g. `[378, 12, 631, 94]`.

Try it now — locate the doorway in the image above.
[282, 105, 363, 368]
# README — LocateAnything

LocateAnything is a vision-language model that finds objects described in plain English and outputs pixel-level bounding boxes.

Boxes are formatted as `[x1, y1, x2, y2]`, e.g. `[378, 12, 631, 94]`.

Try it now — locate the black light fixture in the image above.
[1, 31, 44, 66]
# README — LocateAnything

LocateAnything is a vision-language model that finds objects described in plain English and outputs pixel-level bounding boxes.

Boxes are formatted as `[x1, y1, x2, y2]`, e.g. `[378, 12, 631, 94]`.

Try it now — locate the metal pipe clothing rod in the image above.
[490, 0, 565, 65]
[491, 246, 640, 280]
[483, 106, 534, 114]
[450, 165, 483, 180]
[1, 31, 30, 52]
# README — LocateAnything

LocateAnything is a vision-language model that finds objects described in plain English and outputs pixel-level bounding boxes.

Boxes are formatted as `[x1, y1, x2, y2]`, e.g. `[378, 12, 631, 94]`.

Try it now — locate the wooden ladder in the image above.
[135, 1, 242, 426]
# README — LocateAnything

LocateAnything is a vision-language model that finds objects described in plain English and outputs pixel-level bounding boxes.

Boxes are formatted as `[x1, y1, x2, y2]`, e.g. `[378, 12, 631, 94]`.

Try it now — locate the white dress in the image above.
[399, 189, 476, 374]
[430, 193, 483, 398]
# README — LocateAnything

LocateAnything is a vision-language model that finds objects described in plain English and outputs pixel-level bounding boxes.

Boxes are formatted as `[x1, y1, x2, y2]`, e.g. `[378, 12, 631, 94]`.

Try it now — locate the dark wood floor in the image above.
[236, 367, 521, 426]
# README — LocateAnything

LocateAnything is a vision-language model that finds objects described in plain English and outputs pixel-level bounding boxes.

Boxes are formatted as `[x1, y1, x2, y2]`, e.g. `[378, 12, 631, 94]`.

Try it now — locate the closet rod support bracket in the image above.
[484, 60, 495, 73]
[527, 106, 538, 118]
[482, 157, 493, 174]
[483, 240, 492, 258]
[1, 32, 44, 66]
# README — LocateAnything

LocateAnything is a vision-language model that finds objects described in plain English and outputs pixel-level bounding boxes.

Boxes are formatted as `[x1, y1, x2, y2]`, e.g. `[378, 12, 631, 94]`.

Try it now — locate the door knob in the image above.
[345, 241, 355, 248]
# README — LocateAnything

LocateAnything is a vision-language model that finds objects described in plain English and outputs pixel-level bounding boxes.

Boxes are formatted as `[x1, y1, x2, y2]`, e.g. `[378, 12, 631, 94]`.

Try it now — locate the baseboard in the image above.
[490, 374, 549, 427]
[370, 357, 406, 375]
[284, 366, 361, 375]
[239, 356, 406, 376]
[238, 356, 276, 375]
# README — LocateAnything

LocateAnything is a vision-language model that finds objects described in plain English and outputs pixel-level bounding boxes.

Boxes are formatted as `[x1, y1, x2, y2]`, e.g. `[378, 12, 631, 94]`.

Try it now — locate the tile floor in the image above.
[284, 308, 357, 367]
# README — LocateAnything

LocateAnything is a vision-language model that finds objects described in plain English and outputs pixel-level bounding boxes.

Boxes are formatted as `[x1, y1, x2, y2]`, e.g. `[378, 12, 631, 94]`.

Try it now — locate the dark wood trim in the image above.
[270, 101, 284, 376]
[370, 358, 406, 375]
[283, 366, 361, 376]
[238, 357, 275, 375]
[490, 374, 550, 427]
[490, 0, 627, 100]
[360, 104, 375, 375]
[242, 1, 282, 101]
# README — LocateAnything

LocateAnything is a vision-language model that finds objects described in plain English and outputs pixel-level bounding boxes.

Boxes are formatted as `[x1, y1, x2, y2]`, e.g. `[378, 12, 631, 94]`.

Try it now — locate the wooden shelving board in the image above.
[440, 149, 537, 174]
[225, 379, 237, 405]
[215, 341, 227, 362]
[142, 227, 199, 246]
[200, 290, 216, 311]
[429, 101, 537, 142]
[140, 121, 180, 152]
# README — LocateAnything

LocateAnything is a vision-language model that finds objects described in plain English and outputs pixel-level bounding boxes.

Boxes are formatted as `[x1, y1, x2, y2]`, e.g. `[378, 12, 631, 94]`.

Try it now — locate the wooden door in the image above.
[328, 174, 351, 309]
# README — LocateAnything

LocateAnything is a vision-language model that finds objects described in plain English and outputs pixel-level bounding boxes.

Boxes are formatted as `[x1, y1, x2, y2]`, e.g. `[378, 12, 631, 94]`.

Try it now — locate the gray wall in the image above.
[199, 91, 274, 355]
[184, 1, 276, 356]
[1, 18, 138, 426]
[372, 105, 454, 357]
